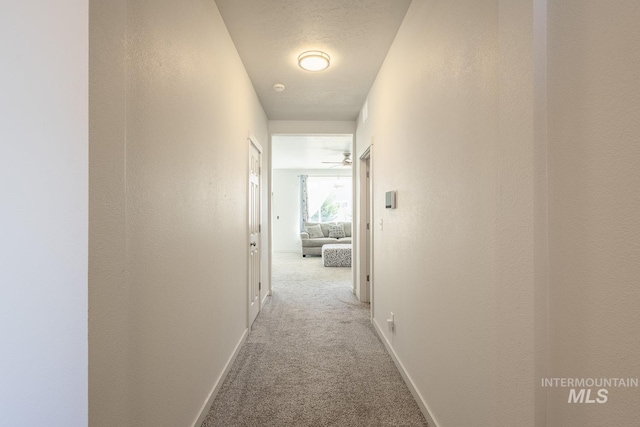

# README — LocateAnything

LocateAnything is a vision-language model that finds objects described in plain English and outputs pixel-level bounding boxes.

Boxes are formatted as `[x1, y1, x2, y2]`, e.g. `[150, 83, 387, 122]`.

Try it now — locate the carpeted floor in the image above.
[201, 252, 428, 427]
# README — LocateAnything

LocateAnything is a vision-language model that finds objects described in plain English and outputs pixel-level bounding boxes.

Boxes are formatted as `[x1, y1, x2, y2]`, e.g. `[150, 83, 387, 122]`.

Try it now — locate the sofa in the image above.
[300, 221, 352, 257]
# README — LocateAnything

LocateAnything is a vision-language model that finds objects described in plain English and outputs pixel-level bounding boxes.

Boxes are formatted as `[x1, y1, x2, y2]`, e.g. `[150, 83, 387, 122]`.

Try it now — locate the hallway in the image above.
[201, 253, 427, 426]
[5, 0, 640, 425]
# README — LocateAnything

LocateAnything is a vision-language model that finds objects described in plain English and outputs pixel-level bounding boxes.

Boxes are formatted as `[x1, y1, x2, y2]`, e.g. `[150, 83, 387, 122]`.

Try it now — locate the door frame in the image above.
[358, 145, 373, 311]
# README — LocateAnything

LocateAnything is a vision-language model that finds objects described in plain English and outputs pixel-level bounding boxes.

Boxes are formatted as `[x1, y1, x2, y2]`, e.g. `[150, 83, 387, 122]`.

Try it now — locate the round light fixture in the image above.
[298, 51, 330, 72]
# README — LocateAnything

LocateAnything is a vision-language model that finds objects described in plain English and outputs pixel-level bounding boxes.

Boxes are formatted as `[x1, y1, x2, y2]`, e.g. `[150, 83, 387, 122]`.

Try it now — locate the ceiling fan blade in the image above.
[323, 153, 352, 167]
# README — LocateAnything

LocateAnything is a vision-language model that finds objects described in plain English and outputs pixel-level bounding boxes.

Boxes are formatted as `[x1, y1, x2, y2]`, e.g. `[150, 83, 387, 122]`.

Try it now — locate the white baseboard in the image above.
[372, 319, 439, 427]
[191, 328, 249, 427]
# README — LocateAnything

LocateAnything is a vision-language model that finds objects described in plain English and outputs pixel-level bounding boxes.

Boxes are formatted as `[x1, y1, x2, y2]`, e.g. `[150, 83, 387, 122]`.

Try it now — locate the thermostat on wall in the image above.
[385, 191, 396, 209]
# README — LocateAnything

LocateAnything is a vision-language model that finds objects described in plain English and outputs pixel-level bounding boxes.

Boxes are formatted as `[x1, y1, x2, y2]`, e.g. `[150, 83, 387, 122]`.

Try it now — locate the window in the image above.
[307, 176, 352, 223]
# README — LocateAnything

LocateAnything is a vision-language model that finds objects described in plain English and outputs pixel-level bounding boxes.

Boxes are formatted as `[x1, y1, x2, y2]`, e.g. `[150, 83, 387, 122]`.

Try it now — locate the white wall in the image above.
[269, 121, 356, 136]
[89, 1, 129, 424]
[359, 1, 640, 426]
[272, 170, 301, 253]
[89, 1, 269, 426]
[356, 0, 541, 425]
[547, 1, 640, 425]
[0, 2, 88, 426]
[272, 169, 352, 253]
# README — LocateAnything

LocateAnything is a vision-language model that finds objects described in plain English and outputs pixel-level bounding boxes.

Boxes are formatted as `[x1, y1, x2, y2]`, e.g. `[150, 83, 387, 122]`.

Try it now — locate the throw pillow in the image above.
[305, 224, 324, 239]
[328, 224, 346, 239]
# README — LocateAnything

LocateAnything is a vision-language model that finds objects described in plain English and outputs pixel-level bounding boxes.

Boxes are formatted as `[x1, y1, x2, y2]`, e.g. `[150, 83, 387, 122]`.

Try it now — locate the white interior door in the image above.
[248, 138, 262, 327]
[365, 157, 372, 305]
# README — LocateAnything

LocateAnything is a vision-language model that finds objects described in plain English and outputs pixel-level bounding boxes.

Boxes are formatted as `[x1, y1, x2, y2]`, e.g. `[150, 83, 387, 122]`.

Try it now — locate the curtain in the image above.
[299, 175, 309, 231]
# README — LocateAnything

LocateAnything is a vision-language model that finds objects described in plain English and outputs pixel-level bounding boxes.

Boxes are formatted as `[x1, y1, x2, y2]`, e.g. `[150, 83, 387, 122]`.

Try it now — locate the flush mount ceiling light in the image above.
[298, 50, 330, 72]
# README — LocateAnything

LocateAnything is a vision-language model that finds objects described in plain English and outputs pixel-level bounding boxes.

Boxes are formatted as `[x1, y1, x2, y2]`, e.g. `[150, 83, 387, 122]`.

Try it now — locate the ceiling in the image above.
[272, 135, 353, 170]
[214, 0, 413, 121]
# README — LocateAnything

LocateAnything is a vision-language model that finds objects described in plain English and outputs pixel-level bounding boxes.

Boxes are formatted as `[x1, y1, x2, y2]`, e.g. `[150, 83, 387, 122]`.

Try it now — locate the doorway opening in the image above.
[270, 134, 354, 294]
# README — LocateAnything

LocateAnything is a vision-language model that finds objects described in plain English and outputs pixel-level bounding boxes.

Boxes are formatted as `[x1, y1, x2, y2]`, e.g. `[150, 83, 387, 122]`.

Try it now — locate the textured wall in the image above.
[89, 0, 129, 424]
[1, 1, 88, 425]
[356, 0, 540, 425]
[547, 1, 640, 425]
[89, 1, 268, 425]
[272, 169, 302, 253]
[358, 0, 640, 425]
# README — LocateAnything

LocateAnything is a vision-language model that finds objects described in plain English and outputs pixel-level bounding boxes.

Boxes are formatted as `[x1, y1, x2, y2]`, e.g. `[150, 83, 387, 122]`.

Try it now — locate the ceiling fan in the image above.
[322, 152, 352, 167]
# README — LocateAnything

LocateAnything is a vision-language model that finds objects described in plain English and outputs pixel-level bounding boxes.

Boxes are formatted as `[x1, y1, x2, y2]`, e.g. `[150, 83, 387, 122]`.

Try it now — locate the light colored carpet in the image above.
[201, 252, 428, 427]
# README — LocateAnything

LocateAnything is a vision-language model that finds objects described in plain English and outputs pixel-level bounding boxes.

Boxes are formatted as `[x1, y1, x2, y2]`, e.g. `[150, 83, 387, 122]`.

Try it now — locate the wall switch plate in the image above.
[387, 312, 394, 332]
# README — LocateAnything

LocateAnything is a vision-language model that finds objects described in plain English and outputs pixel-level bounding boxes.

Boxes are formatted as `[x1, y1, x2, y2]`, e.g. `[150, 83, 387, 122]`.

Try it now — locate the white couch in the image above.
[300, 221, 352, 257]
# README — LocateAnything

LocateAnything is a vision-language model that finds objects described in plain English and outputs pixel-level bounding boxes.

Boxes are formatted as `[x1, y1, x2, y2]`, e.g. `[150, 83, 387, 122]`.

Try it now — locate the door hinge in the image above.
[366, 275, 370, 282]
[366, 223, 370, 230]
[259, 281, 261, 290]
[366, 171, 370, 178]
[259, 224, 261, 232]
